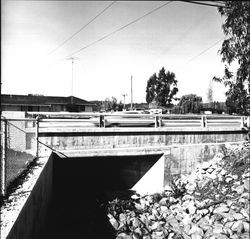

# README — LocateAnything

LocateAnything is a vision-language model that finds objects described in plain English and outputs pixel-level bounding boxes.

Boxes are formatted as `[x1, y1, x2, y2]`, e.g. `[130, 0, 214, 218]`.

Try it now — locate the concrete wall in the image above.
[38, 128, 248, 189]
[6, 155, 54, 239]
[38, 128, 247, 154]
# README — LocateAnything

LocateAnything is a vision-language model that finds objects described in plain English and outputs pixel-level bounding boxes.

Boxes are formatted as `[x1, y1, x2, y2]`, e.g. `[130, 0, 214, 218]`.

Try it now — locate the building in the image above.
[1, 94, 95, 112]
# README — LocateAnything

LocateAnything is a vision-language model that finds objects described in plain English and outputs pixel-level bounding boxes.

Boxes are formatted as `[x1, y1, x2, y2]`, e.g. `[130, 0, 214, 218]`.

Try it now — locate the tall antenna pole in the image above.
[67, 57, 78, 104]
[131, 75, 133, 110]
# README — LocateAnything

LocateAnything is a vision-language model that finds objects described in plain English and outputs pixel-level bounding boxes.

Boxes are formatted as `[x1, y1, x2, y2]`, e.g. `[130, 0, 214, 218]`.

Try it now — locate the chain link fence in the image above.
[1, 117, 38, 197]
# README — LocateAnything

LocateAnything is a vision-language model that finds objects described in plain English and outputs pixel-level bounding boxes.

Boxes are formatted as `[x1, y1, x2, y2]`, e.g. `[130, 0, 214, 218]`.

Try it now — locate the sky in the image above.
[1, 0, 228, 104]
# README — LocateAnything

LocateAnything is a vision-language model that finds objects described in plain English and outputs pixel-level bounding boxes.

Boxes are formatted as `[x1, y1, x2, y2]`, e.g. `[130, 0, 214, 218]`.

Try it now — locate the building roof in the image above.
[1, 94, 94, 106]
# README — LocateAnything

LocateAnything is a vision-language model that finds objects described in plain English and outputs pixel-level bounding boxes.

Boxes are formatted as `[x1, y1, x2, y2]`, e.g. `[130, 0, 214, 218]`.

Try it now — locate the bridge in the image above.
[1, 113, 249, 239]
[34, 113, 249, 191]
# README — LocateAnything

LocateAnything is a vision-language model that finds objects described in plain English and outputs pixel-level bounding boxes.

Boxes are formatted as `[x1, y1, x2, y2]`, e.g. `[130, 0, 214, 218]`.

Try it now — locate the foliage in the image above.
[172, 94, 203, 114]
[213, 1, 250, 115]
[202, 101, 227, 114]
[146, 67, 178, 107]
[207, 81, 214, 103]
[91, 99, 124, 112]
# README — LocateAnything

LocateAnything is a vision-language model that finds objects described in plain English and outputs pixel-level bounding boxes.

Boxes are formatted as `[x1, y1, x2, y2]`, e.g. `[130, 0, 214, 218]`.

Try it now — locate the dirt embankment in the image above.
[106, 143, 250, 239]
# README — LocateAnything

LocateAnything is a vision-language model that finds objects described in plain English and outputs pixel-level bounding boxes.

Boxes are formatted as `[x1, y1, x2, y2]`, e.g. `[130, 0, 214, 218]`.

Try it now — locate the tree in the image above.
[177, 94, 203, 114]
[213, 1, 250, 115]
[104, 97, 118, 111]
[146, 67, 178, 107]
[207, 80, 214, 104]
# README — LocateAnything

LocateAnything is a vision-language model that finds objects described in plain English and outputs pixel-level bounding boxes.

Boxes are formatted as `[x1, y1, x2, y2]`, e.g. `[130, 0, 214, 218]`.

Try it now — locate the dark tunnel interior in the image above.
[41, 153, 162, 239]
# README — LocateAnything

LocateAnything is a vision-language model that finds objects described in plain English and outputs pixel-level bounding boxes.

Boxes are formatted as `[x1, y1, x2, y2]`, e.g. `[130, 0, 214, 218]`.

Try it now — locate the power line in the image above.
[187, 38, 224, 63]
[65, 1, 172, 58]
[47, 1, 116, 56]
[180, 1, 227, 8]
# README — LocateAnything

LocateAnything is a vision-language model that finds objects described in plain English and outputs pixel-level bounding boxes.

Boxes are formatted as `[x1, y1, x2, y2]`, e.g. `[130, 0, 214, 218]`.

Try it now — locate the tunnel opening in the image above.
[40, 153, 162, 239]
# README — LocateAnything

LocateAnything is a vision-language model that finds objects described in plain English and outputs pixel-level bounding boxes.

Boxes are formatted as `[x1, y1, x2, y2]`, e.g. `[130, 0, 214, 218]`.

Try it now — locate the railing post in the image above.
[154, 115, 160, 128]
[201, 116, 207, 128]
[1, 119, 7, 197]
[158, 115, 162, 128]
[240, 116, 244, 128]
[99, 115, 105, 128]
[247, 116, 250, 128]
[35, 116, 39, 158]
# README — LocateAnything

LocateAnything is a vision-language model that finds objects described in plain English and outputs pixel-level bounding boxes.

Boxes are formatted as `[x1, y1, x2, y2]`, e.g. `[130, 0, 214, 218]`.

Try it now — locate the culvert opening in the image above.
[41, 153, 162, 239]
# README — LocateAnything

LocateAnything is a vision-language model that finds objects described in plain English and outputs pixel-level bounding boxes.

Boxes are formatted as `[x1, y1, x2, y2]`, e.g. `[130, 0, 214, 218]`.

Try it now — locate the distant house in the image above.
[1, 94, 95, 112]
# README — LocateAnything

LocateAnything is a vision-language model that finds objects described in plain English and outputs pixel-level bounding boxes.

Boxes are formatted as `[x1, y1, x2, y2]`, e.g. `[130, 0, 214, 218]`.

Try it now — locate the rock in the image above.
[167, 232, 175, 239]
[243, 221, 249, 232]
[134, 228, 142, 236]
[232, 212, 244, 220]
[243, 179, 249, 190]
[241, 192, 250, 199]
[201, 161, 212, 170]
[109, 215, 119, 230]
[117, 232, 131, 239]
[131, 194, 140, 200]
[189, 224, 204, 237]
[150, 222, 160, 231]
[206, 168, 214, 174]
[224, 221, 234, 229]
[132, 218, 140, 228]
[207, 173, 217, 180]
[225, 177, 233, 183]
[213, 223, 224, 234]
[232, 185, 245, 194]
[242, 172, 250, 179]
[240, 208, 249, 220]
[191, 232, 203, 239]
[197, 217, 211, 231]
[231, 175, 238, 180]
[213, 205, 230, 214]
[164, 185, 173, 192]
[231, 221, 244, 233]
[159, 197, 168, 206]
[220, 169, 227, 176]
[223, 226, 233, 237]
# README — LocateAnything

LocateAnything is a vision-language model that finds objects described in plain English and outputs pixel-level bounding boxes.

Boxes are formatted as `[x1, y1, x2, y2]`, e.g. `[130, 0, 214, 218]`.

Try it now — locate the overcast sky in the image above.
[2, 0, 227, 103]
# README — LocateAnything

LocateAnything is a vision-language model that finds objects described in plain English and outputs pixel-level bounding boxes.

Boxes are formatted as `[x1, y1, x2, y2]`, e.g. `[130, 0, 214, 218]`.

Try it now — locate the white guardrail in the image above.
[21, 112, 250, 130]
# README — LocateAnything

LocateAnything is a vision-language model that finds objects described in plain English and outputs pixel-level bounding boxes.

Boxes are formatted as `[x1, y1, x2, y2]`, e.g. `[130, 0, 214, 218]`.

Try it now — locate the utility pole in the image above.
[122, 94, 127, 110]
[130, 75, 133, 110]
[67, 57, 78, 104]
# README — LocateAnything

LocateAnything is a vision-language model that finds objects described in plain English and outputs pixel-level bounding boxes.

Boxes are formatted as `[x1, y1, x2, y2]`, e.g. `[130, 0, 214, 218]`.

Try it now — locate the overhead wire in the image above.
[65, 1, 172, 58]
[187, 37, 224, 63]
[47, 1, 116, 56]
[180, 1, 228, 8]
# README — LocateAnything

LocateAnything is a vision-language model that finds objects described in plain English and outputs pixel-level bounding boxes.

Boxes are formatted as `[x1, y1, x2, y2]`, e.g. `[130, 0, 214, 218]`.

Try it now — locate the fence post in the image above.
[1, 119, 7, 197]
[36, 116, 39, 158]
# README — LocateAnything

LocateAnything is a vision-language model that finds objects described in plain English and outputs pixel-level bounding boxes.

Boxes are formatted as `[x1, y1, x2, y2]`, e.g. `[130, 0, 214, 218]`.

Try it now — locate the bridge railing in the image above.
[31, 112, 249, 130]
[159, 114, 248, 129]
